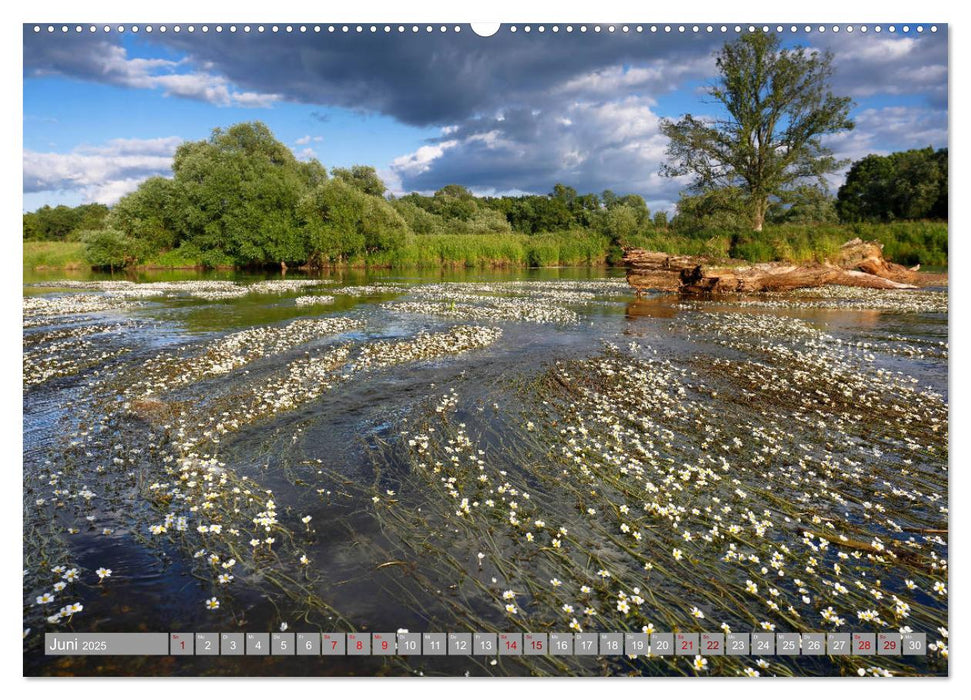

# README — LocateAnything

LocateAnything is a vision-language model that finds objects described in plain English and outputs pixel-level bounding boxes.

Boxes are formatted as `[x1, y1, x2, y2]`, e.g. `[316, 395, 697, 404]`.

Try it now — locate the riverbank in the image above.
[25, 221, 948, 273]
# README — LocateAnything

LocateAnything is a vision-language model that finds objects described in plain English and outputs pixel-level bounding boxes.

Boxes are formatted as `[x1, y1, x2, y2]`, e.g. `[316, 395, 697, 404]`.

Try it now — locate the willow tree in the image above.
[661, 32, 854, 232]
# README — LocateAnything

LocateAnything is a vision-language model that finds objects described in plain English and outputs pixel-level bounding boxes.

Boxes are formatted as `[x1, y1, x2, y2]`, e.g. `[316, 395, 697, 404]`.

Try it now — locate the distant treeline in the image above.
[837, 147, 948, 223]
[23, 203, 109, 241]
[22, 122, 947, 270]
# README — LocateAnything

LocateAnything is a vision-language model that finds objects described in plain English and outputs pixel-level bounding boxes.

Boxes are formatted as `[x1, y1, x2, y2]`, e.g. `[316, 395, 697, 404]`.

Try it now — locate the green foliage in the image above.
[450, 208, 513, 235]
[298, 179, 411, 265]
[769, 185, 839, 225]
[837, 147, 948, 222]
[82, 229, 142, 270]
[600, 205, 640, 244]
[109, 177, 181, 254]
[171, 122, 316, 264]
[331, 165, 385, 196]
[23, 203, 109, 241]
[30, 119, 947, 276]
[391, 199, 445, 235]
[671, 187, 751, 233]
[661, 32, 854, 231]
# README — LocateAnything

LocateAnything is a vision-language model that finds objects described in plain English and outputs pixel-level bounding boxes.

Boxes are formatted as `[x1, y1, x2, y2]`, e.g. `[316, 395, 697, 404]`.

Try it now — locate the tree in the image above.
[836, 147, 948, 222]
[331, 165, 386, 197]
[109, 177, 181, 254]
[652, 211, 669, 231]
[82, 229, 142, 272]
[23, 203, 109, 241]
[431, 184, 478, 221]
[170, 122, 316, 264]
[671, 187, 750, 234]
[661, 32, 854, 231]
[298, 179, 411, 265]
[768, 185, 838, 224]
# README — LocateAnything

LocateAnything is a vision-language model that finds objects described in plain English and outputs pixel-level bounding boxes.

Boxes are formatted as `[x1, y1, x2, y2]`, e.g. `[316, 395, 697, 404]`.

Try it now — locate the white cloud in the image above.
[391, 95, 681, 204]
[390, 141, 458, 177]
[553, 55, 714, 99]
[826, 105, 948, 163]
[28, 40, 281, 108]
[23, 136, 182, 204]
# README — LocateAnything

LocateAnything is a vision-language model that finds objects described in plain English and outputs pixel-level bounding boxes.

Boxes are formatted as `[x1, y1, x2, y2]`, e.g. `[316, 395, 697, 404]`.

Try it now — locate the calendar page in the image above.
[21, 17, 948, 680]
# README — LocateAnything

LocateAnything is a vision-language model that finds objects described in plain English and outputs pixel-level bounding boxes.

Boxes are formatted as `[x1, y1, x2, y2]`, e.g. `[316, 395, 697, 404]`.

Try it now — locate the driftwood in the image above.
[624, 238, 919, 295]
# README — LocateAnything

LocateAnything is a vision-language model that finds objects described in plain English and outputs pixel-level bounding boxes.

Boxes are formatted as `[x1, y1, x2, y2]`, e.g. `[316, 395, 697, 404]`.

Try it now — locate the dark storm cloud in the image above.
[813, 29, 949, 109]
[23, 25, 948, 206]
[22, 28, 280, 106]
[134, 28, 725, 126]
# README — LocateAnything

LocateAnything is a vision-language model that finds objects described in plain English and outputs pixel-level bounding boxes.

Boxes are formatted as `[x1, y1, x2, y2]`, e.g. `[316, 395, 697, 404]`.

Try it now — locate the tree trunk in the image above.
[751, 195, 768, 232]
[624, 238, 920, 296]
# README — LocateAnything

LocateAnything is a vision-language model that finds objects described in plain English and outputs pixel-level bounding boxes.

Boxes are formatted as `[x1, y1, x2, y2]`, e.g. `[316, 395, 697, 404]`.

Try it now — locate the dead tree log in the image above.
[624, 239, 919, 295]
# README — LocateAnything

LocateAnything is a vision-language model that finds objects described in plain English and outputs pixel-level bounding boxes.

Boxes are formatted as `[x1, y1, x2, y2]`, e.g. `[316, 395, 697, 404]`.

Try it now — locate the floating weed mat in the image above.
[728, 286, 947, 315]
[387, 300, 578, 325]
[331, 284, 408, 296]
[24, 318, 506, 649]
[23, 320, 140, 388]
[352, 326, 503, 370]
[119, 316, 364, 398]
[23, 294, 143, 327]
[295, 295, 336, 306]
[383, 281, 633, 325]
[28, 278, 334, 300]
[334, 317, 946, 676]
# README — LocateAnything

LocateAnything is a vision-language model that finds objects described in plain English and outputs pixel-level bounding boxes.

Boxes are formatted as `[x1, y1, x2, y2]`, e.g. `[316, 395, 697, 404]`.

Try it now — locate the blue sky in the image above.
[23, 24, 948, 213]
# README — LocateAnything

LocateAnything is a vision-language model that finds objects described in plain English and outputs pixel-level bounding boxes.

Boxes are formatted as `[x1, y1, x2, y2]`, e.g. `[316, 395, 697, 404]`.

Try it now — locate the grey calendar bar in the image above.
[45, 633, 169, 655]
[43, 631, 929, 656]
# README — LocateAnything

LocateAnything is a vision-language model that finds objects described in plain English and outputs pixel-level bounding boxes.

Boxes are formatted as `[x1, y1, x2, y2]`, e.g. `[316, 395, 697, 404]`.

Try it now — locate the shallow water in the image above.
[22, 268, 948, 677]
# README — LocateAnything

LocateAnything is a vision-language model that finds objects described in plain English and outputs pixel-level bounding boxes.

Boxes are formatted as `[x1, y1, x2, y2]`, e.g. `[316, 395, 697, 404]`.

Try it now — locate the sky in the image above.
[22, 23, 948, 214]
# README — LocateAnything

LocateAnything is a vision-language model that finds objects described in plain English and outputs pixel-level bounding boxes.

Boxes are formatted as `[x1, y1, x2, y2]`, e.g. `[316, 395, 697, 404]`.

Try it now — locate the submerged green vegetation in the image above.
[22, 121, 947, 272]
[23, 274, 948, 676]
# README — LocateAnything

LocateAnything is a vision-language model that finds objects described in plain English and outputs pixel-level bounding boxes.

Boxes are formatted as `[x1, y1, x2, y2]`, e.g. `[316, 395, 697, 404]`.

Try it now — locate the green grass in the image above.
[23, 241, 209, 270]
[362, 230, 613, 268]
[24, 221, 947, 271]
[635, 221, 947, 267]
[23, 241, 87, 269]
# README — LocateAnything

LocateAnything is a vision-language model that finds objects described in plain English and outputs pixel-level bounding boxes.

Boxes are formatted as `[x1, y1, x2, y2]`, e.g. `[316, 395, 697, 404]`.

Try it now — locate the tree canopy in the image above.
[661, 32, 854, 231]
[23, 203, 109, 241]
[24, 118, 944, 272]
[45, 121, 665, 269]
[837, 147, 947, 222]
